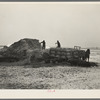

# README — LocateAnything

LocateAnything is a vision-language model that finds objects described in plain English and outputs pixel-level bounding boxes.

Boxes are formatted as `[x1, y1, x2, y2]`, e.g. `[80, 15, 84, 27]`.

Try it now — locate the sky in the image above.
[0, 2, 100, 48]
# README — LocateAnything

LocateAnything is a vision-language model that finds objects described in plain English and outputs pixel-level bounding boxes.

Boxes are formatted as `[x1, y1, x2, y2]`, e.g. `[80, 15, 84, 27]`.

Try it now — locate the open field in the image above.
[0, 49, 100, 89]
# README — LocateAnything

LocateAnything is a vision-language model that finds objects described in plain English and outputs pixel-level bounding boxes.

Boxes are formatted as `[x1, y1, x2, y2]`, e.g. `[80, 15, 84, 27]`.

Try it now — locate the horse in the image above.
[85, 49, 90, 62]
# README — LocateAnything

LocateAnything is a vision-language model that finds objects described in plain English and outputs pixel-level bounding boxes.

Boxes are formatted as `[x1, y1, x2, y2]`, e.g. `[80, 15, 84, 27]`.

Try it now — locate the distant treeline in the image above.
[82, 47, 100, 50]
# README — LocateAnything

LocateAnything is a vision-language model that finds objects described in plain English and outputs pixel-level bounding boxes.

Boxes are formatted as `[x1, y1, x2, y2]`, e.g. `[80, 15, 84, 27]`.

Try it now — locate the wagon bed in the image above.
[43, 47, 86, 63]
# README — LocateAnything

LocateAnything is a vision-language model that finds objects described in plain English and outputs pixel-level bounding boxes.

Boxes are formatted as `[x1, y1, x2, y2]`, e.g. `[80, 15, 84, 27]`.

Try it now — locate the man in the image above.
[41, 40, 46, 49]
[55, 40, 61, 48]
[85, 49, 90, 62]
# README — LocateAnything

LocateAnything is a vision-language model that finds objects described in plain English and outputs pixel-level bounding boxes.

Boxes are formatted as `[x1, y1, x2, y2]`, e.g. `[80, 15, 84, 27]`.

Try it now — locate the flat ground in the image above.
[0, 49, 100, 89]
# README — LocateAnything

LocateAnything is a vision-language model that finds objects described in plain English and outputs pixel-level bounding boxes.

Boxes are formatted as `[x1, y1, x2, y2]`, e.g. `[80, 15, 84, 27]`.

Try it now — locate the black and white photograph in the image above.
[0, 2, 100, 90]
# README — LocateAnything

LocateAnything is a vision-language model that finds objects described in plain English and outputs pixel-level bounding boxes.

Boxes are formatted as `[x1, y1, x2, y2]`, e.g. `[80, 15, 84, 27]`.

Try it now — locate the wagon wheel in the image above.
[43, 53, 50, 63]
[52, 59, 56, 63]
[45, 59, 50, 63]
[82, 56, 85, 61]
[30, 55, 35, 63]
[65, 57, 68, 62]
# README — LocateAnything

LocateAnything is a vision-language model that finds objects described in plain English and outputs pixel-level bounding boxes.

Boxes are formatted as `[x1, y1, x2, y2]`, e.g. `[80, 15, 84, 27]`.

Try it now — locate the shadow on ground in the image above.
[0, 60, 98, 68]
[24, 61, 98, 68]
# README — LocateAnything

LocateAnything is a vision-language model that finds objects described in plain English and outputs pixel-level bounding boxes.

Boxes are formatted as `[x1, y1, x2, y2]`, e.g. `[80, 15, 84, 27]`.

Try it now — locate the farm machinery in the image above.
[42, 46, 89, 65]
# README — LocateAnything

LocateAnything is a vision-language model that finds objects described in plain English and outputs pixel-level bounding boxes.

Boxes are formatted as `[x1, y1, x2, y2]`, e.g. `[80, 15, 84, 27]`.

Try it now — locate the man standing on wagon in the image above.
[41, 40, 46, 49]
[55, 40, 61, 48]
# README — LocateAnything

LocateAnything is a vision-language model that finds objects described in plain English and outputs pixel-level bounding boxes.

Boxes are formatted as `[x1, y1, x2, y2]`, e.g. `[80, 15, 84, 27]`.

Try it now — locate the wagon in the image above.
[43, 46, 86, 64]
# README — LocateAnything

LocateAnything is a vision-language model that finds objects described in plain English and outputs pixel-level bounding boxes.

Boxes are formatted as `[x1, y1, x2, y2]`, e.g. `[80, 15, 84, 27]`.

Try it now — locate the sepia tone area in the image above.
[0, 2, 100, 89]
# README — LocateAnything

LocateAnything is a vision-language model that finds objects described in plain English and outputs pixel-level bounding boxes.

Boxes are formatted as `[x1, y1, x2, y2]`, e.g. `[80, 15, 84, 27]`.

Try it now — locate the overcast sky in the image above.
[0, 2, 100, 48]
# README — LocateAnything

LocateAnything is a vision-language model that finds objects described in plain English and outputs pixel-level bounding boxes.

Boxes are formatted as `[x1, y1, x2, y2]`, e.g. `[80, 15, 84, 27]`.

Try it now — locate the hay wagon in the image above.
[43, 46, 86, 64]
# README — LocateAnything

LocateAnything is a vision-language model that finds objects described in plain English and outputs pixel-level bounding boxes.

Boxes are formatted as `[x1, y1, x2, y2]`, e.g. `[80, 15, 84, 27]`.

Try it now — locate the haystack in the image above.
[1, 38, 41, 60]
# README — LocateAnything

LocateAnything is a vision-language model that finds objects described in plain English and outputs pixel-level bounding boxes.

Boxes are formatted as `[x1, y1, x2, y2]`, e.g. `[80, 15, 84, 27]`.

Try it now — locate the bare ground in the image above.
[0, 62, 100, 89]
